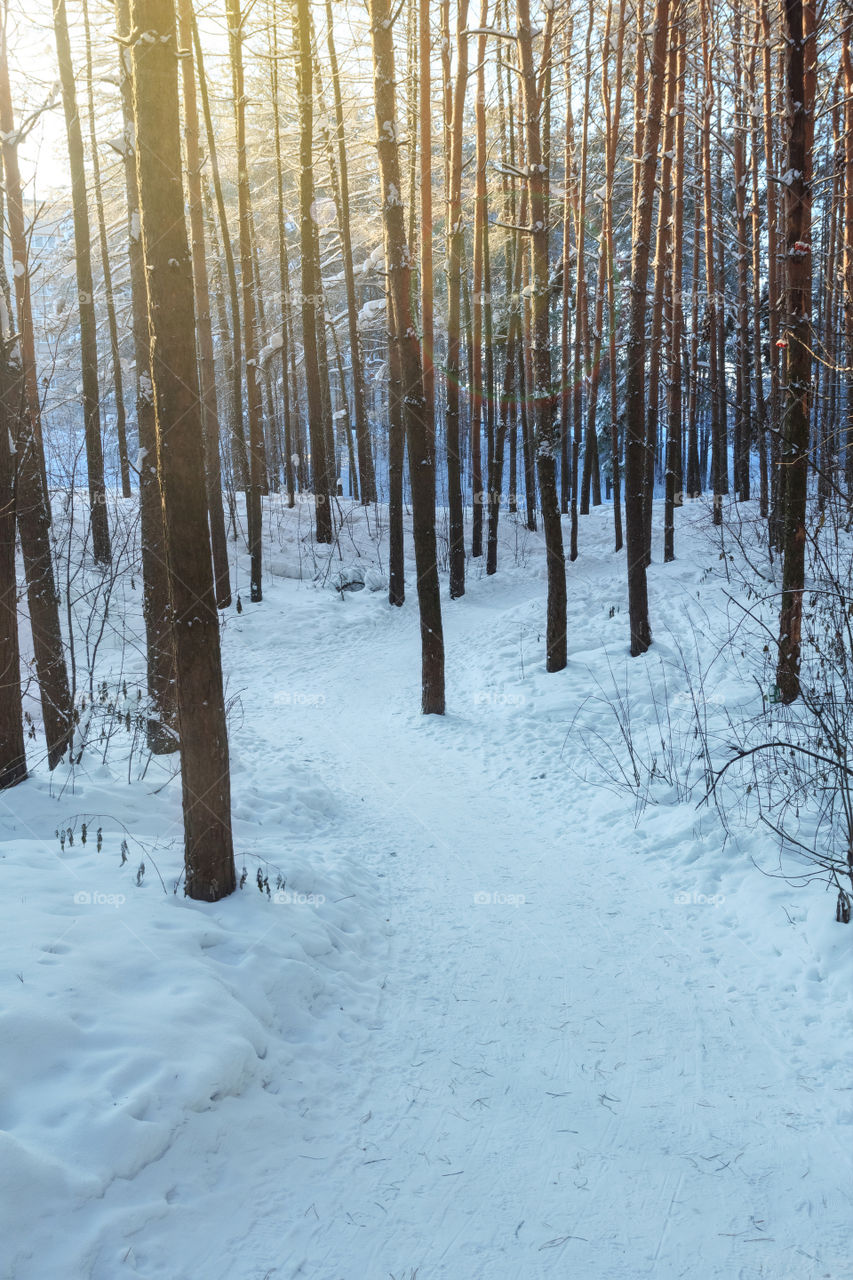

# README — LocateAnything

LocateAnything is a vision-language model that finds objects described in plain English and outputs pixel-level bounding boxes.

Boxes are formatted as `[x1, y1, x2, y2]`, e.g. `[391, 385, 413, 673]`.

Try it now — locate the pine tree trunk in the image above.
[762, 0, 784, 533]
[115, 0, 178, 753]
[269, 0, 296, 509]
[560, 22, 576, 519]
[419, 0, 438, 525]
[192, 15, 249, 491]
[574, 7, 594, 530]
[445, 0, 470, 599]
[686, 163, 702, 498]
[388, 293, 405, 607]
[699, 0, 723, 525]
[325, 0, 376, 504]
[842, 10, 853, 496]
[82, 0, 131, 500]
[227, 0, 265, 598]
[471, 0, 491, 559]
[776, 0, 815, 704]
[0, 39, 72, 768]
[602, 0, 626, 551]
[748, 0, 770, 518]
[664, 19, 686, 563]
[487, 185, 527, 575]
[293, 0, 332, 542]
[177, 0, 232, 609]
[369, 0, 445, 713]
[0, 265, 27, 787]
[733, 8, 752, 501]
[131, 0, 236, 899]
[53, 0, 111, 564]
[624, 0, 671, 655]
[0, 28, 48, 507]
[517, 0, 566, 672]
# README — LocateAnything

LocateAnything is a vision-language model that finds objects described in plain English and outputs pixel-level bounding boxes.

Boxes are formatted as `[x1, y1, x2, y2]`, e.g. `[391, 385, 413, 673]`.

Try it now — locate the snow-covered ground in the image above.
[1, 497, 850, 1279]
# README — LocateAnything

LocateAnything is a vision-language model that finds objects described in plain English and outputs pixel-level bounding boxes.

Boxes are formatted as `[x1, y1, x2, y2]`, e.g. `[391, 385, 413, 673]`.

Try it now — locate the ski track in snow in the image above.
[1, 501, 851, 1280]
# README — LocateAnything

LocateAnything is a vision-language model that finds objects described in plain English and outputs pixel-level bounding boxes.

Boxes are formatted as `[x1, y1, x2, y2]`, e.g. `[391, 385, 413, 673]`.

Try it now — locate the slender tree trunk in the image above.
[571, 8, 593, 552]
[842, 8, 853, 496]
[131, 0, 235, 899]
[445, 0, 470, 598]
[762, 0, 784, 535]
[560, 18, 576, 518]
[0, 29, 72, 768]
[325, 0, 376, 504]
[700, 0, 723, 525]
[602, 0, 626, 551]
[294, 0, 332, 541]
[115, 0, 178, 753]
[53, 0, 111, 564]
[471, 0, 491, 559]
[733, 8, 752, 501]
[487, 186, 527, 575]
[0, 265, 26, 786]
[192, 15, 249, 492]
[517, 0, 566, 671]
[749, 0, 770, 517]
[177, 0, 231, 609]
[664, 20, 685, 562]
[369, 0, 445, 712]
[643, 22, 678, 560]
[269, 0, 296, 509]
[388, 289, 405, 607]
[0, 13, 47, 506]
[686, 157, 702, 498]
[776, 0, 815, 703]
[82, 0, 131, 500]
[624, 0, 671, 655]
[227, 0, 265, 598]
[419, 0, 438, 528]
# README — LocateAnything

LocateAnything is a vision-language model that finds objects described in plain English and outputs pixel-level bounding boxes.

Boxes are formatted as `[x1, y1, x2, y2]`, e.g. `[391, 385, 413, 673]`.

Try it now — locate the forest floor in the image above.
[1, 498, 851, 1279]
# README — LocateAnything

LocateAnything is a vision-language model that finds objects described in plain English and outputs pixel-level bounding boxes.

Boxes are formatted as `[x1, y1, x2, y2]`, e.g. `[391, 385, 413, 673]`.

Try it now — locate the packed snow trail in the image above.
[2, 503, 850, 1279]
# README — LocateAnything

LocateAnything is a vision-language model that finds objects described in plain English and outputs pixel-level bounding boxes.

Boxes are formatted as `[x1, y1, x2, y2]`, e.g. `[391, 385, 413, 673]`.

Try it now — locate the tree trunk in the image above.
[191, 15, 249, 492]
[131, 0, 236, 899]
[53, 0, 111, 564]
[269, 0, 296, 509]
[517, 0, 566, 672]
[293, 0, 332, 542]
[369, 0, 445, 713]
[471, 0, 491, 559]
[0, 265, 27, 787]
[388, 293, 405, 608]
[624, 0, 671, 655]
[842, 9, 853, 496]
[445, 0, 470, 598]
[82, 0, 131, 500]
[0, 32, 72, 768]
[664, 20, 686, 562]
[645, 20, 679, 560]
[776, 0, 815, 703]
[115, 0, 178, 753]
[700, 0, 723, 525]
[325, 0, 376, 504]
[177, 0, 232, 609]
[227, 0, 265, 598]
[602, 0, 626, 551]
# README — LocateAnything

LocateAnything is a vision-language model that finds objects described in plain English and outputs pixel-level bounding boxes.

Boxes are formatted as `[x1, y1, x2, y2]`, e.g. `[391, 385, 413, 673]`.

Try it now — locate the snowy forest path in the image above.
[223, 548, 847, 1280]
